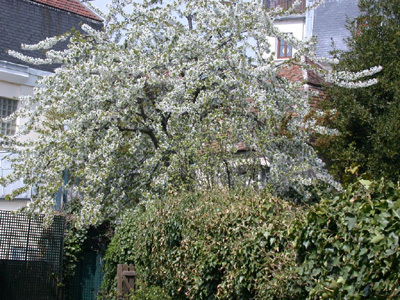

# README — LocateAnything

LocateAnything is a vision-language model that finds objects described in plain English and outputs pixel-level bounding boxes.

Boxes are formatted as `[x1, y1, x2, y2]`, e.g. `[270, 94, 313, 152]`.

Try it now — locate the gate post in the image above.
[117, 264, 136, 300]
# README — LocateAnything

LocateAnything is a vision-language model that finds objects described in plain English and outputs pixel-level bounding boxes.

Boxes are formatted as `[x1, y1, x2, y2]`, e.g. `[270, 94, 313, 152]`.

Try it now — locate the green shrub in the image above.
[102, 189, 306, 299]
[293, 179, 400, 299]
[129, 284, 171, 300]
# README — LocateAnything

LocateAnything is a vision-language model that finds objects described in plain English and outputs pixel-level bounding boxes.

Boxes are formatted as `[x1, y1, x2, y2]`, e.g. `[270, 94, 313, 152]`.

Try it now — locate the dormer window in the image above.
[277, 38, 292, 59]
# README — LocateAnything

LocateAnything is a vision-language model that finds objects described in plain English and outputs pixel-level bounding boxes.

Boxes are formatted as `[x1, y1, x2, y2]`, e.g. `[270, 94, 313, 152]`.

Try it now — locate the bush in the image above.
[130, 284, 171, 300]
[316, 0, 400, 182]
[102, 189, 306, 299]
[293, 179, 400, 299]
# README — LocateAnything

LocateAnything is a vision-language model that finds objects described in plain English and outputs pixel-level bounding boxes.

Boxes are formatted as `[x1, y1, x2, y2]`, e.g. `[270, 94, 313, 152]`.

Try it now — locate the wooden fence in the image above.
[117, 264, 136, 300]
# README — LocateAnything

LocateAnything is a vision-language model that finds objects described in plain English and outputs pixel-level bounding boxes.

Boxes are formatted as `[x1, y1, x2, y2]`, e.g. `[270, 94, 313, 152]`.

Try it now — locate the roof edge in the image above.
[30, 0, 103, 22]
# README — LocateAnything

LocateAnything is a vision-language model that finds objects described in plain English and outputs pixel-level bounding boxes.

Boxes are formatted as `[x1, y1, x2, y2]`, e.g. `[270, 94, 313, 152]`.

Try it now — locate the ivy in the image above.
[129, 285, 171, 300]
[101, 178, 400, 299]
[293, 178, 400, 299]
[62, 226, 88, 283]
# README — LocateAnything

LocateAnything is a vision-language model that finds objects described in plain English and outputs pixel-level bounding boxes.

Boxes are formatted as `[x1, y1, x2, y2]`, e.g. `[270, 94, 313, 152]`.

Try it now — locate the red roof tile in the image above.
[278, 58, 328, 107]
[278, 58, 326, 87]
[32, 0, 102, 21]
[304, 57, 326, 87]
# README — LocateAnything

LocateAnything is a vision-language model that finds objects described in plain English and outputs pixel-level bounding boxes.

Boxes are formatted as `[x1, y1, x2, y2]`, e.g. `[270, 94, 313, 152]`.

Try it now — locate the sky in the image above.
[90, 0, 113, 14]
[88, 0, 188, 27]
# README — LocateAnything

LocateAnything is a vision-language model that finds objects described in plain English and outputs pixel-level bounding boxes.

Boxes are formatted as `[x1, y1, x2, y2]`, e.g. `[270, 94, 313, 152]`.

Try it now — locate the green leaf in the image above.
[343, 244, 351, 253]
[347, 216, 356, 231]
[329, 281, 339, 289]
[337, 276, 346, 284]
[359, 248, 368, 256]
[392, 199, 400, 210]
[359, 179, 372, 188]
[371, 233, 384, 244]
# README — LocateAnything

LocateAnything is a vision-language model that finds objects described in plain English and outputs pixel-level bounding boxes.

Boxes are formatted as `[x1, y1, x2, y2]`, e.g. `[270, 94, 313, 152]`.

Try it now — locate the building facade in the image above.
[0, 0, 102, 209]
[268, 0, 359, 60]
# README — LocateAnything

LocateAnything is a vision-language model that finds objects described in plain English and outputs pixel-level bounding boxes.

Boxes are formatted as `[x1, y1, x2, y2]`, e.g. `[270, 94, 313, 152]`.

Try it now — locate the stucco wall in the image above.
[268, 16, 305, 60]
[0, 62, 49, 202]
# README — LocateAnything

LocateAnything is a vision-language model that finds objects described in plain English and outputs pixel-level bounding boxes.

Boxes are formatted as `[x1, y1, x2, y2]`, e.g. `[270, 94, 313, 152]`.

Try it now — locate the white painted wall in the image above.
[0, 61, 51, 209]
[268, 16, 306, 61]
[0, 198, 30, 211]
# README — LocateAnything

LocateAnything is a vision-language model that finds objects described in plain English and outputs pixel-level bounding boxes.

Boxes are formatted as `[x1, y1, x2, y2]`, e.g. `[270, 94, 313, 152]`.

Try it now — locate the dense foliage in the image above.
[129, 285, 171, 300]
[102, 190, 306, 299]
[317, 0, 400, 182]
[104, 179, 400, 299]
[294, 178, 400, 299]
[62, 226, 87, 283]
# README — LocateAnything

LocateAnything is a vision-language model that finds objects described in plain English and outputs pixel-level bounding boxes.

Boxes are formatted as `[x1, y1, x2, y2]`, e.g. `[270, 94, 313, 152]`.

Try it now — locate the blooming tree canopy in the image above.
[3, 0, 378, 227]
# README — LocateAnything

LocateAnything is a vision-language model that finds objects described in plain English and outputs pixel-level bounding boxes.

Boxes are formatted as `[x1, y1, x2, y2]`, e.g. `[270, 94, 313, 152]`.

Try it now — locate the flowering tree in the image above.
[3, 0, 375, 227]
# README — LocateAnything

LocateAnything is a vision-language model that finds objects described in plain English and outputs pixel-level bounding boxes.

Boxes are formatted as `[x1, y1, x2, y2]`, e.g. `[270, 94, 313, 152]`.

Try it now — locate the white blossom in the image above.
[21, 34, 70, 51]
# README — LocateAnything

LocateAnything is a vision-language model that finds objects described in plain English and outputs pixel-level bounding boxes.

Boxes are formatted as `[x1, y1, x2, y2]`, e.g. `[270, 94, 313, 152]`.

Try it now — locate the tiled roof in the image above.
[313, 0, 359, 58]
[278, 58, 326, 87]
[278, 58, 327, 107]
[304, 57, 326, 87]
[1, 0, 103, 72]
[32, 0, 102, 21]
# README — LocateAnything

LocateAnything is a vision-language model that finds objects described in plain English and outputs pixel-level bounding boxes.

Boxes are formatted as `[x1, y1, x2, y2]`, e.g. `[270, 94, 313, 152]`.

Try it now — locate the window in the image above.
[0, 97, 18, 136]
[277, 38, 292, 59]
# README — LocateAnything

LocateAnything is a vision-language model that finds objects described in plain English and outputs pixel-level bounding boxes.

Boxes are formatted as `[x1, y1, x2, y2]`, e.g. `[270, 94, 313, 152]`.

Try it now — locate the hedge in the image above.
[101, 179, 400, 299]
[101, 189, 306, 299]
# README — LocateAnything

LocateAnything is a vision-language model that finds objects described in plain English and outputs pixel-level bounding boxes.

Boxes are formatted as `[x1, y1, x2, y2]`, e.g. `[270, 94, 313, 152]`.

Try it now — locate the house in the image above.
[0, 0, 102, 210]
[0, 3, 102, 298]
[267, 0, 360, 108]
[265, 0, 307, 61]
[305, 0, 360, 58]
[267, 0, 359, 61]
